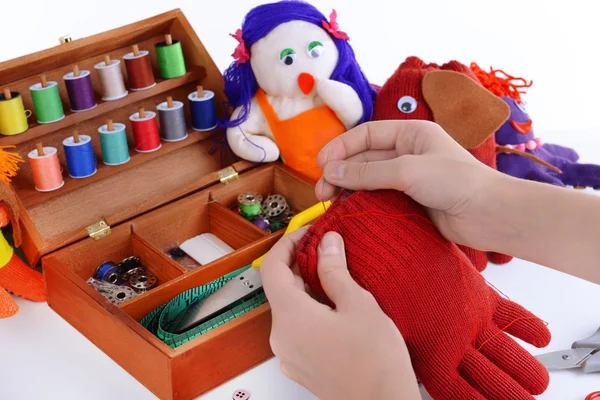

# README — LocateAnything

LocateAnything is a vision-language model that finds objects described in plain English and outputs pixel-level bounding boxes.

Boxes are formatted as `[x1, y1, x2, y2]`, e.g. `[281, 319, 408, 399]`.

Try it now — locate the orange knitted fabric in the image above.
[0, 286, 18, 318]
[0, 253, 46, 302]
[296, 189, 551, 399]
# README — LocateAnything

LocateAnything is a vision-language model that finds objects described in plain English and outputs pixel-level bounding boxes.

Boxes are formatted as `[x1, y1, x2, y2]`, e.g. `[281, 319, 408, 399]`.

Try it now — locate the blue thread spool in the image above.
[63, 134, 97, 179]
[188, 87, 217, 131]
[94, 261, 121, 284]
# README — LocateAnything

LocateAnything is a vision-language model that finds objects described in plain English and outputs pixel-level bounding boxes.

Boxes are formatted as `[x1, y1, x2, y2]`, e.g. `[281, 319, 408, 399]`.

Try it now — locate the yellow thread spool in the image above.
[0, 91, 31, 136]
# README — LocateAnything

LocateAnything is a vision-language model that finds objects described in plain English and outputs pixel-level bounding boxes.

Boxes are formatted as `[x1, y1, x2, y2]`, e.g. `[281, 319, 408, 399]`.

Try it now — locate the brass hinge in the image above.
[59, 35, 73, 44]
[87, 220, 111, 240]
[218, 166, 239, 184]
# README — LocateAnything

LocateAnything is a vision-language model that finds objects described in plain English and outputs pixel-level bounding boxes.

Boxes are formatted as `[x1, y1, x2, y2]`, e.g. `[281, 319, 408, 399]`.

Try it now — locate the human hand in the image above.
[316, 119, 507, 251]
[260, 226, 421, 400]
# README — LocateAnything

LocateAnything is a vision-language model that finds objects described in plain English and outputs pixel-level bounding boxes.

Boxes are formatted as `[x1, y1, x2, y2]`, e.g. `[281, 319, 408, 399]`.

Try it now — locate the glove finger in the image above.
[458, 347, 534, 400]
[494, 297, 551, 347]
[477, 325, 550, 395]
[420, 370, 486, 400]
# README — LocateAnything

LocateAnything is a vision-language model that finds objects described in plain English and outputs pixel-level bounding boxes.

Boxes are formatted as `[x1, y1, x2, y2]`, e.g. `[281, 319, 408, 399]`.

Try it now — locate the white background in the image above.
[1, 1, 600, 399]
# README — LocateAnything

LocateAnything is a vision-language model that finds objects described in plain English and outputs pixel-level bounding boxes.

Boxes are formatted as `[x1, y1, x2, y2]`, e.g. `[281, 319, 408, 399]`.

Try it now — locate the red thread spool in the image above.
[123, 49, 156, 91]
[129, 109, 161, 153]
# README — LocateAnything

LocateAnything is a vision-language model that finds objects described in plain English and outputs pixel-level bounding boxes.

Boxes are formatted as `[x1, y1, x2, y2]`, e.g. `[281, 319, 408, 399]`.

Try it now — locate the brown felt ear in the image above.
[422, 70, 510, 150]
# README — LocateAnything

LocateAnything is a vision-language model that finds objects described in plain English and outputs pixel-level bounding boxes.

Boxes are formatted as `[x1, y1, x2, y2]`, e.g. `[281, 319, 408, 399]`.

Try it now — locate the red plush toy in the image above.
[297, 58, 551, 400]
[373, 56, 513, 269]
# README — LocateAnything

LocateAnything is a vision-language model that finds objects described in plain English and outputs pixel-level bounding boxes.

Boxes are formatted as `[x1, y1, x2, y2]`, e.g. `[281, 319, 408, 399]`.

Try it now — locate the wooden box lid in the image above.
[0, 10, 255, 266]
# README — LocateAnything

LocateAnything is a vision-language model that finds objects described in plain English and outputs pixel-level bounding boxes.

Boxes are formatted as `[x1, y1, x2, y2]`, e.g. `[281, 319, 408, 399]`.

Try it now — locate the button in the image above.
[232, 389, 250, 400]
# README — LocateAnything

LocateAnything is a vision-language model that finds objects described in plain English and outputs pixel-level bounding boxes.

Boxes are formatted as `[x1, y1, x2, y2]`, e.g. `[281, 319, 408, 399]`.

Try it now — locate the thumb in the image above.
[317, 232, 363, 309]
[322, 155, 422, 192]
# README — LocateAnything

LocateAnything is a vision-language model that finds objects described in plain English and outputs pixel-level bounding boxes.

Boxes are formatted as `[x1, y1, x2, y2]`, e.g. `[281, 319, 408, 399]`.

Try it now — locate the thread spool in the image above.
[0, 89, 31, 136]
[157, 97, 187, 142]
[238, 192, 263, 219]
[98, 121, 130, 166]
[188, 87, 217, 131]
[28, 143, 64, 192]
[129, 108, 161, 153]
[94, 261, 121, 284]
[123, 47, 156, 91]
[64, 66, 97, 112]
[30, 77, 65, 124]
[94, 57, 128, 101]
[155, 34, 187, 79]
[252, 216, 270, 230]
[63, 132, 97, 178]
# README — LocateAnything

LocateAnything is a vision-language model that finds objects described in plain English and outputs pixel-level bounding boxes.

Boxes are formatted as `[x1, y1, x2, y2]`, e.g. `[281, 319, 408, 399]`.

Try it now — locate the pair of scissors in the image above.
[535, 327, 600, 373]
[173, 200, 331, 333]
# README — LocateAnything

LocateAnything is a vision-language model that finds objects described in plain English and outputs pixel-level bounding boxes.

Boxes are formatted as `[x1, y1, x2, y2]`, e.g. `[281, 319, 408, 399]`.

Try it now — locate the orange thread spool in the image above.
[28, 145, 64, 192]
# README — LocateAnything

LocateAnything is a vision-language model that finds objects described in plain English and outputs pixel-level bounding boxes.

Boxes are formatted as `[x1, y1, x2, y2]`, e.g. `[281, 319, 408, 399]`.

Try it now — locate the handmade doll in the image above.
[0, 147, 46, 318]
[471, 63, 600, 188]
[222, 1, 375, 182]
[371, 56, 513, 269]
[296, 60, 552, 400]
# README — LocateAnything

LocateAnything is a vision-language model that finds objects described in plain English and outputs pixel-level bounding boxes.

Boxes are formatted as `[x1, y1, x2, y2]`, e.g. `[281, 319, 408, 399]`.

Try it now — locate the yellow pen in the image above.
[251, 200, 332, 269]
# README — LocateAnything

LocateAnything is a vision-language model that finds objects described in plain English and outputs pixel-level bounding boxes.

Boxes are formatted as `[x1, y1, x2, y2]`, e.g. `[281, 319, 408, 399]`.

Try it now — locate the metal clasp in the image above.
[218, 166, 239, 184]
[87, 220, 111, 240]
[59, 35, 73, 44]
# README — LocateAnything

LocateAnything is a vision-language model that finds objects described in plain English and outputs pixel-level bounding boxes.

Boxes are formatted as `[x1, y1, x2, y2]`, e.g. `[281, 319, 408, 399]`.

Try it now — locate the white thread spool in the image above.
[94, 58, 128, 101]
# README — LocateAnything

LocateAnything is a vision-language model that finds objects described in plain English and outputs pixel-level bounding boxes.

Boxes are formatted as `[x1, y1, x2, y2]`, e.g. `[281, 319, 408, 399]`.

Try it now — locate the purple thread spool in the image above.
[252, 216, 270, 231]
[63, 70, 97, 112]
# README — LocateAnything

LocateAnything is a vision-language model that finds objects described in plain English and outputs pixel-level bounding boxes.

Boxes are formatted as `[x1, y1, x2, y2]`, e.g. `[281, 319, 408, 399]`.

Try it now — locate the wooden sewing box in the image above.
[0, 10, 318, 400]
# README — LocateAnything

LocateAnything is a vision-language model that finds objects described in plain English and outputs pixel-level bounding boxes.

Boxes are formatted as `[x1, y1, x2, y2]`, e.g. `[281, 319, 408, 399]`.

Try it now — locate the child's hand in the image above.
[316, 120, 504, 252]
[260, 227, 421, 400]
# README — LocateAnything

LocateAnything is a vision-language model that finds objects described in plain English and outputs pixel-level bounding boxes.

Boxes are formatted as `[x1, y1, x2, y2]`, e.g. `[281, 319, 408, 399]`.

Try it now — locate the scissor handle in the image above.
[251, 201, 331, 269]
[574, 327, 600, 349]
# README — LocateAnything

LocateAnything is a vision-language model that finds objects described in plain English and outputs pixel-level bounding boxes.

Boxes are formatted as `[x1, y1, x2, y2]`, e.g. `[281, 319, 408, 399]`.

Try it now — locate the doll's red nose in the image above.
[298, 73, 315, 95]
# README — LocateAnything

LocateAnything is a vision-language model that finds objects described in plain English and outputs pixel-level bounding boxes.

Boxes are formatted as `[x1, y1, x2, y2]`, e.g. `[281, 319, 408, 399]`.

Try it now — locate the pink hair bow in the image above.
[322, 9, 349, 41]
[229, 29, 250, 65]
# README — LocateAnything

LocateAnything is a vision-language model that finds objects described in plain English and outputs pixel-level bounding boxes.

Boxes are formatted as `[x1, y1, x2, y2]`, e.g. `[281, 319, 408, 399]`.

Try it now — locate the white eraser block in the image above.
[180, 233, 235, 265]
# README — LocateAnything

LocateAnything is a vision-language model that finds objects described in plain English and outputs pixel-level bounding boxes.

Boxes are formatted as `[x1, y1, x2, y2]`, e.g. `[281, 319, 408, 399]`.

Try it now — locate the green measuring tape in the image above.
[141, 201, 333, 348]
[140, 264, 267, 348]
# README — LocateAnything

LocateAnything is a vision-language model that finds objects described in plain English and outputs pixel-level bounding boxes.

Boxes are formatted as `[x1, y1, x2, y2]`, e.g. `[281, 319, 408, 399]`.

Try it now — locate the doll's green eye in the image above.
[308, 41, 324, 58]
[279, 48, 296, 65]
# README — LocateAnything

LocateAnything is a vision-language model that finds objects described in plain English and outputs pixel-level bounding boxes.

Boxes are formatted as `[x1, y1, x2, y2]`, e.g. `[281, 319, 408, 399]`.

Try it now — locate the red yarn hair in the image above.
[470, 62, 532, 102]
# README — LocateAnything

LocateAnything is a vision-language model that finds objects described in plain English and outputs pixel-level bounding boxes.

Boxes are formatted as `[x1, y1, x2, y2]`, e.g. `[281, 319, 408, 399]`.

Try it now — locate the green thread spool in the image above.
[30, 81, 65, 124]
[98, 122, 130, 166]
[155, 34, 187, 79]
[238, 192, 263, 219]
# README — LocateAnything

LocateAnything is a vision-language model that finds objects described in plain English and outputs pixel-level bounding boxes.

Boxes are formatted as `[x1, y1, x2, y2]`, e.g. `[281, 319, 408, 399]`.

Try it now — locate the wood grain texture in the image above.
[0, 10, 178, 86]
[43, 261, 175, 400]
[120, 232, 283, 321]
[209, 202, 266, 249]
[170, 304, 273, 400]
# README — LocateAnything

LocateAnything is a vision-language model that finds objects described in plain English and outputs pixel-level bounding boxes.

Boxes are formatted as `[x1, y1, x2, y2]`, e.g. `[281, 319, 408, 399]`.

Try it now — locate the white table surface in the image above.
[1, 255, 600, 400]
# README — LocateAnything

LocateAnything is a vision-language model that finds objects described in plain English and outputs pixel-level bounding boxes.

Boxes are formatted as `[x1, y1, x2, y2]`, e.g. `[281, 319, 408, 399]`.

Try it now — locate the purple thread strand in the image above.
[66, 74, 96, 111]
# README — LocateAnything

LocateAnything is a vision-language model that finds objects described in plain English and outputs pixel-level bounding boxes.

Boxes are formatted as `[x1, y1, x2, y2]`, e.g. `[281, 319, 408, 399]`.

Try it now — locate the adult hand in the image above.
[316, 120, 506, 251]
[260, 226, 421, 400]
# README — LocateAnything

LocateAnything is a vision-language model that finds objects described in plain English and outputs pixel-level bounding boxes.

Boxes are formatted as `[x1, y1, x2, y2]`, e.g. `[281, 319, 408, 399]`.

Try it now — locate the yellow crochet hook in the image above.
[251, 200, 331, 269]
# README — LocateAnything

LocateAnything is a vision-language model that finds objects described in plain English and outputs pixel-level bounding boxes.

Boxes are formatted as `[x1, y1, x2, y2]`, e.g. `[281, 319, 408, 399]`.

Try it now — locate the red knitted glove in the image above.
[297, 190, 550, 400]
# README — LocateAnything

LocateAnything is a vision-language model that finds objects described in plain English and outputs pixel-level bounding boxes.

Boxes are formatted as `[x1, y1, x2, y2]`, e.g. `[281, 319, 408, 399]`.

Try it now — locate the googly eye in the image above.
[279, 48, 296, 66]
[516, 100, 528, 113]
[307, 41, 324, 58]
[397, 96, 417, 114]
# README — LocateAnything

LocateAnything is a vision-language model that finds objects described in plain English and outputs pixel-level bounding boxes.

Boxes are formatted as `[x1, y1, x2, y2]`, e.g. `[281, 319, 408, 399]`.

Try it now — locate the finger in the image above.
[317, 120, 445, 167]
[345, 149, 400, 163]
[316, 231, 363, 309]
[493, 298, 551, 348]
[477, 326, 550, 395]
[322, 155, 421, 192]
[458, 347, 535, 400]
[421, 371, 486, 400]
[260, 226, 311, 309]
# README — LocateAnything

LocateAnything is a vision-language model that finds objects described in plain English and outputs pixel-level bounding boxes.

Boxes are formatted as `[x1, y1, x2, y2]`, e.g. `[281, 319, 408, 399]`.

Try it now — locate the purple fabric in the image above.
[496, 96, 600, 188]
[221, 0, 376, 128]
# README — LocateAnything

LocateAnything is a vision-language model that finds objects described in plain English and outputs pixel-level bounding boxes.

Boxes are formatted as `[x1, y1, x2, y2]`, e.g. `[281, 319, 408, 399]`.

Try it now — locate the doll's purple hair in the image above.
[222, 0, 376, 128]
